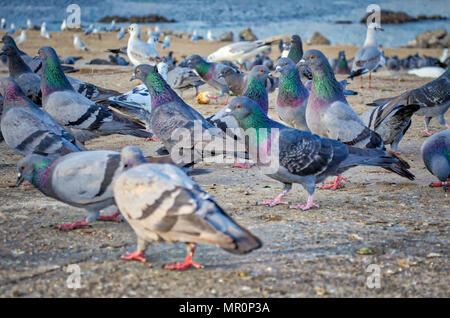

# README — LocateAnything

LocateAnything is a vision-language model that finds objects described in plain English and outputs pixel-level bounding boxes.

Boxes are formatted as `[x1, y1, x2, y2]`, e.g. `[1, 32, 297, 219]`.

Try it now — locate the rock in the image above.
[99, 14, 176, 23]
[360, 10, 447, 24]
[219, 31, 234, 42]
[307, 32, 330, 45]
[238, 28, 257, 41]
[415, 29, 447, 48]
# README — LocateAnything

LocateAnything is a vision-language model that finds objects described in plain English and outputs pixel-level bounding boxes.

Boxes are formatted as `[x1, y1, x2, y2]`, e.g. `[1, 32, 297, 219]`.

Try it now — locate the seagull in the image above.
[26, 19, 32, 30]
[161, 35, 170, 49]
[15, 30, 26, 44]
[40, 22, 51, 39]
[206, 30, 216, 42]
[191, 30, 199, 42]
[61, 19, 67, 31]
[127, 23, 160, 66]
[74, 34, 88, 51]
[349, 24, 384, 88]
[207, 40, 275, 66]
[0, 18, 6, 30]
[117, 27, 125, 40]
[7, 23, 16, 35]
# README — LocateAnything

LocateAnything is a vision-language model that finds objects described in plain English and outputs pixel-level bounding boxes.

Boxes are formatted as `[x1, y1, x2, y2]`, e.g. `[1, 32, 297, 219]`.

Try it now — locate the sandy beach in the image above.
[0, 30, 448, 297]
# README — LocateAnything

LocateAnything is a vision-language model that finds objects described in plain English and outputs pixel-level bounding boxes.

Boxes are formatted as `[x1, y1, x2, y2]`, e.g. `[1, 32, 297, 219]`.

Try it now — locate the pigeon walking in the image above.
[114, 146, 262, 269]
[0, 78, 83, 156]
[421, 130, 450, 191]
[217, 97, 414, 210]
[275, 57, 310, 131]
[334, 51, 351, 75]
[37, 46, 152, 139]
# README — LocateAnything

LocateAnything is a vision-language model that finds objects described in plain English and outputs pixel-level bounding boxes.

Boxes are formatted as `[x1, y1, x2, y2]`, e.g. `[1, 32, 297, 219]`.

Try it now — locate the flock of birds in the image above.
[0, 18, 449, 270]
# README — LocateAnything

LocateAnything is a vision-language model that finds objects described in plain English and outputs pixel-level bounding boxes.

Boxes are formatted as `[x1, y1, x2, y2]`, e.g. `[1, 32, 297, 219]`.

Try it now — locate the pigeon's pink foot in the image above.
[121, 250, 147, 263]
[145, 136, 159, 142]
[165, 244, 203, 270]
[22, 181, 31, 186]
[231, 161, 254, 169]
[209, 95, 219, 100]
[421, 129, 434, 135]
[290, 196, 320, 211]
[257, 194, 288, 207]
[319, 176, 349, 190]
[446, 125, 450, 129]
[392, 151, 402, 155]
[429, 178, 449, 190]
[53, 219, 89, 231]
[98, 211, 123, 222]
[220, 97, 229, 105]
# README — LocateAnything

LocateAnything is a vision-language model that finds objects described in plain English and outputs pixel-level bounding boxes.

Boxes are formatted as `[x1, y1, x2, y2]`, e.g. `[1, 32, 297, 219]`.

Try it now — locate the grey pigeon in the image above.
[0, 39, 41, 103]
[275, 57, 310, 131]
[217, 96, 414, 210]
[421, 130, 450, 191]
[287, 35, 303, 64]
[334, 51, 351, 75]
[16, 146, 208, 231]
[349, 24, 385, 88]
[0, 78, 83, 156]
[114, 146, 262, 268]
[360, 100, 420, 153]
[219, 66, 278, 96]
[37, 46, 152, 139]
[367, 67, 450, 135]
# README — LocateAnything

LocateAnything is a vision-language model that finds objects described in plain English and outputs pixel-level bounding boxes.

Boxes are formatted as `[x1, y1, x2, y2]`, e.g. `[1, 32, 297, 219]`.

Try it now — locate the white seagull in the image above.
[207, 40, 274, 65]
[15, 30, 26, 44]
[127, 23, 160, 66]
[74, 34, 88, 51]
[40, 22, 51, 39]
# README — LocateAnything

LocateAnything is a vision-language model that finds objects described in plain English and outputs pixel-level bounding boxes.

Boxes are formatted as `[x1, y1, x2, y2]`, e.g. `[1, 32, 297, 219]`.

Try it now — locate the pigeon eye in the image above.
[284, 62, 288, 66]
[259, 69, 264, 73]
[236, 104, 242, 109]
[137, 69, 141, 74]
[21, 165, 25, 170]
[310, 55, 316, 60]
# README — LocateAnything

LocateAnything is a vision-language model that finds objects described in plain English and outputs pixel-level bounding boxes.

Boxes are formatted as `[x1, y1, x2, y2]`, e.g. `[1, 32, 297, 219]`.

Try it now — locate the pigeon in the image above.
[37, 46, 152, 139]
[15, 146, 210, 230]
[367, 67, 450, 135]
[334, 51, 351, 75]
[360, 101, 420, 153]
[217, 96, 414, 210]
[117, 27, 125, 40]
[161, 35, 170, 49]
[207, 40, 275, 66]
[73, 34, 88, 51]
[0, 40, 41, 103]
[219, 66, 277, 97]
[15, 30, 26, 45]
[130, 64, 234, 165]
[287, 35, 303, 64]
[127, 24, 160, 66]
[113, 146, 262, 268]
[300, 49, 414, 188]
[206, 30, 217, 42]
[421, 130, 450, 191]
[185, 54, 230, 99]
[40, 22, 51, 39]
[349, 24, 384, 88]
[241, 65, 270, 114]
[108, 53, 129, 66]
[275, 57, 310, 131]
[385, 55, 400, 71]
[0, 78, 83, 156]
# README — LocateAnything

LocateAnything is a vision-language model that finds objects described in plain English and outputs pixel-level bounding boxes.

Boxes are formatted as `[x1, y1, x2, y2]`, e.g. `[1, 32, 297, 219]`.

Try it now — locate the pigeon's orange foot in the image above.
[121, 251, 147, 263]
[290, 196, 319, 211]
[320, 176, 349, 190]
[429, 179, 449, 191]
[53, 219, 89, 231]
[165, 259, 203, 270]
[145, 136, 159, 142]
[421, 129, 434, 136]
[231, 161, 254, 169]
[98, 211, 123, 222]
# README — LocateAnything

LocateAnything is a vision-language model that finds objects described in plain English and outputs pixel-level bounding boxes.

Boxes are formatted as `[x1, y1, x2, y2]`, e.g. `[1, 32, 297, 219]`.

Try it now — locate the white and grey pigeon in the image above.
[207, 40, 274, 66]
[15, 30, 26, 44]
[37, 46, 152, 139]
[349, 23, 384, 88]
[367, 67, 450, 135]
[73, 34, 88, 51]
[114, 146, 262, 268]
[40, 22, 51, 39]
[0, 77, 83, 156]
[127, 23, 160, 66]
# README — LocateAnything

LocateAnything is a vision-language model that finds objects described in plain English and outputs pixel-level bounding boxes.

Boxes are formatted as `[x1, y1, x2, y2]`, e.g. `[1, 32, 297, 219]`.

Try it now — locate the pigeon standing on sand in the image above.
[40, 22, 51, 39]
[360, 101, 420, 153]
[300, 49, 413, 188]
[114, 146, 262, 268]
[421, 130, 450, 191]
[185, 54, 231, 101]
[349, 24, 384, 88]
[217, 97, 414, 210]
[275, 57, 310, 131]
[218, 66, 278, 97]
[0, 78, 83, 156]
[37, 46, 153, 139]
[241, 65, 270, 114]
[73, 34, 88, 51]
[287, 35, 304, 64]
[334, 51, 351, 75]
[15, 30, 26, 45]
[367, 67, 450, 135]
[127, 24, 160, 66]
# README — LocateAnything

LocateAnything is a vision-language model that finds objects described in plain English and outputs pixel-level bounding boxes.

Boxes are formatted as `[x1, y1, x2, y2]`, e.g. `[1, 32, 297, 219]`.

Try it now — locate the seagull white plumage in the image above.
[162, 35, 170, 49]
[7, 23, 16, 35]
[127, 23, 160, 66]
[206, 30, 217, 42]
[117, 27, 125, 40]
[61, 19, 67, 31]
[15, 30, 26, 44]
[0, 18, 6, 30]
[26, 19, 32, 30]
[207, 40, 273, 65]
[40, 22, 50, 39]
[74, 34, 88, 51]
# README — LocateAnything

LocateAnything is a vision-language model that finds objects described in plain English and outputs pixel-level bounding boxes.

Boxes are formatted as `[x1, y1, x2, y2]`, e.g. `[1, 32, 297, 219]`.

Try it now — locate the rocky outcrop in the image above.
[99, 14, 175, 23]
[406, 29, 449, 48]
[360, 10, 446, 24]
[219, 31, 234, 42]
[307, 32, 330, 45]
[238, 28, 257, 41]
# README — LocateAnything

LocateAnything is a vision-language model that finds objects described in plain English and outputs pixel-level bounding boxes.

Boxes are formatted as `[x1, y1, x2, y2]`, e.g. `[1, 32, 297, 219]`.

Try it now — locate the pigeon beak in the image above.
[130, 74, 137, 81]
[275, 66, 282, 73]
[225, 108, 232, 113]
[299, 59, 306, 65]
[16, 172, 24, 186]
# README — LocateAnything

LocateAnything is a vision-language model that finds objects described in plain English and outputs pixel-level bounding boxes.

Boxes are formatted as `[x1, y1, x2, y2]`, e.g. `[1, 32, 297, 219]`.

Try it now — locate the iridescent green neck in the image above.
[144, 72, 179, 107]
[31, 159, 53, 192]
[279, 68, 303, 96]
[42, 57, 73, 95]
[312, 67, 344, 101]
[194, 60, 212, 78]
[244, 76, 268, 113]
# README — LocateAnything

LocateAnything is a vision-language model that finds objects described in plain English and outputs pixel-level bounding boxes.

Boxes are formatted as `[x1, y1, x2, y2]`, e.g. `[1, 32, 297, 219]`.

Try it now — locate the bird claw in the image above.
[421, 129, 434, 136]
[164, 260, 204, 270]
[231, 162, 254, 169]
[289, 202, 320, 211]
[97, 211, 123, 222]
[121, 251, 147, 263]
[145, 136, 159, 142]
[257, 199, 288, 207]
[319, 176, 348, 190]
[53, 219, 90, 231]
